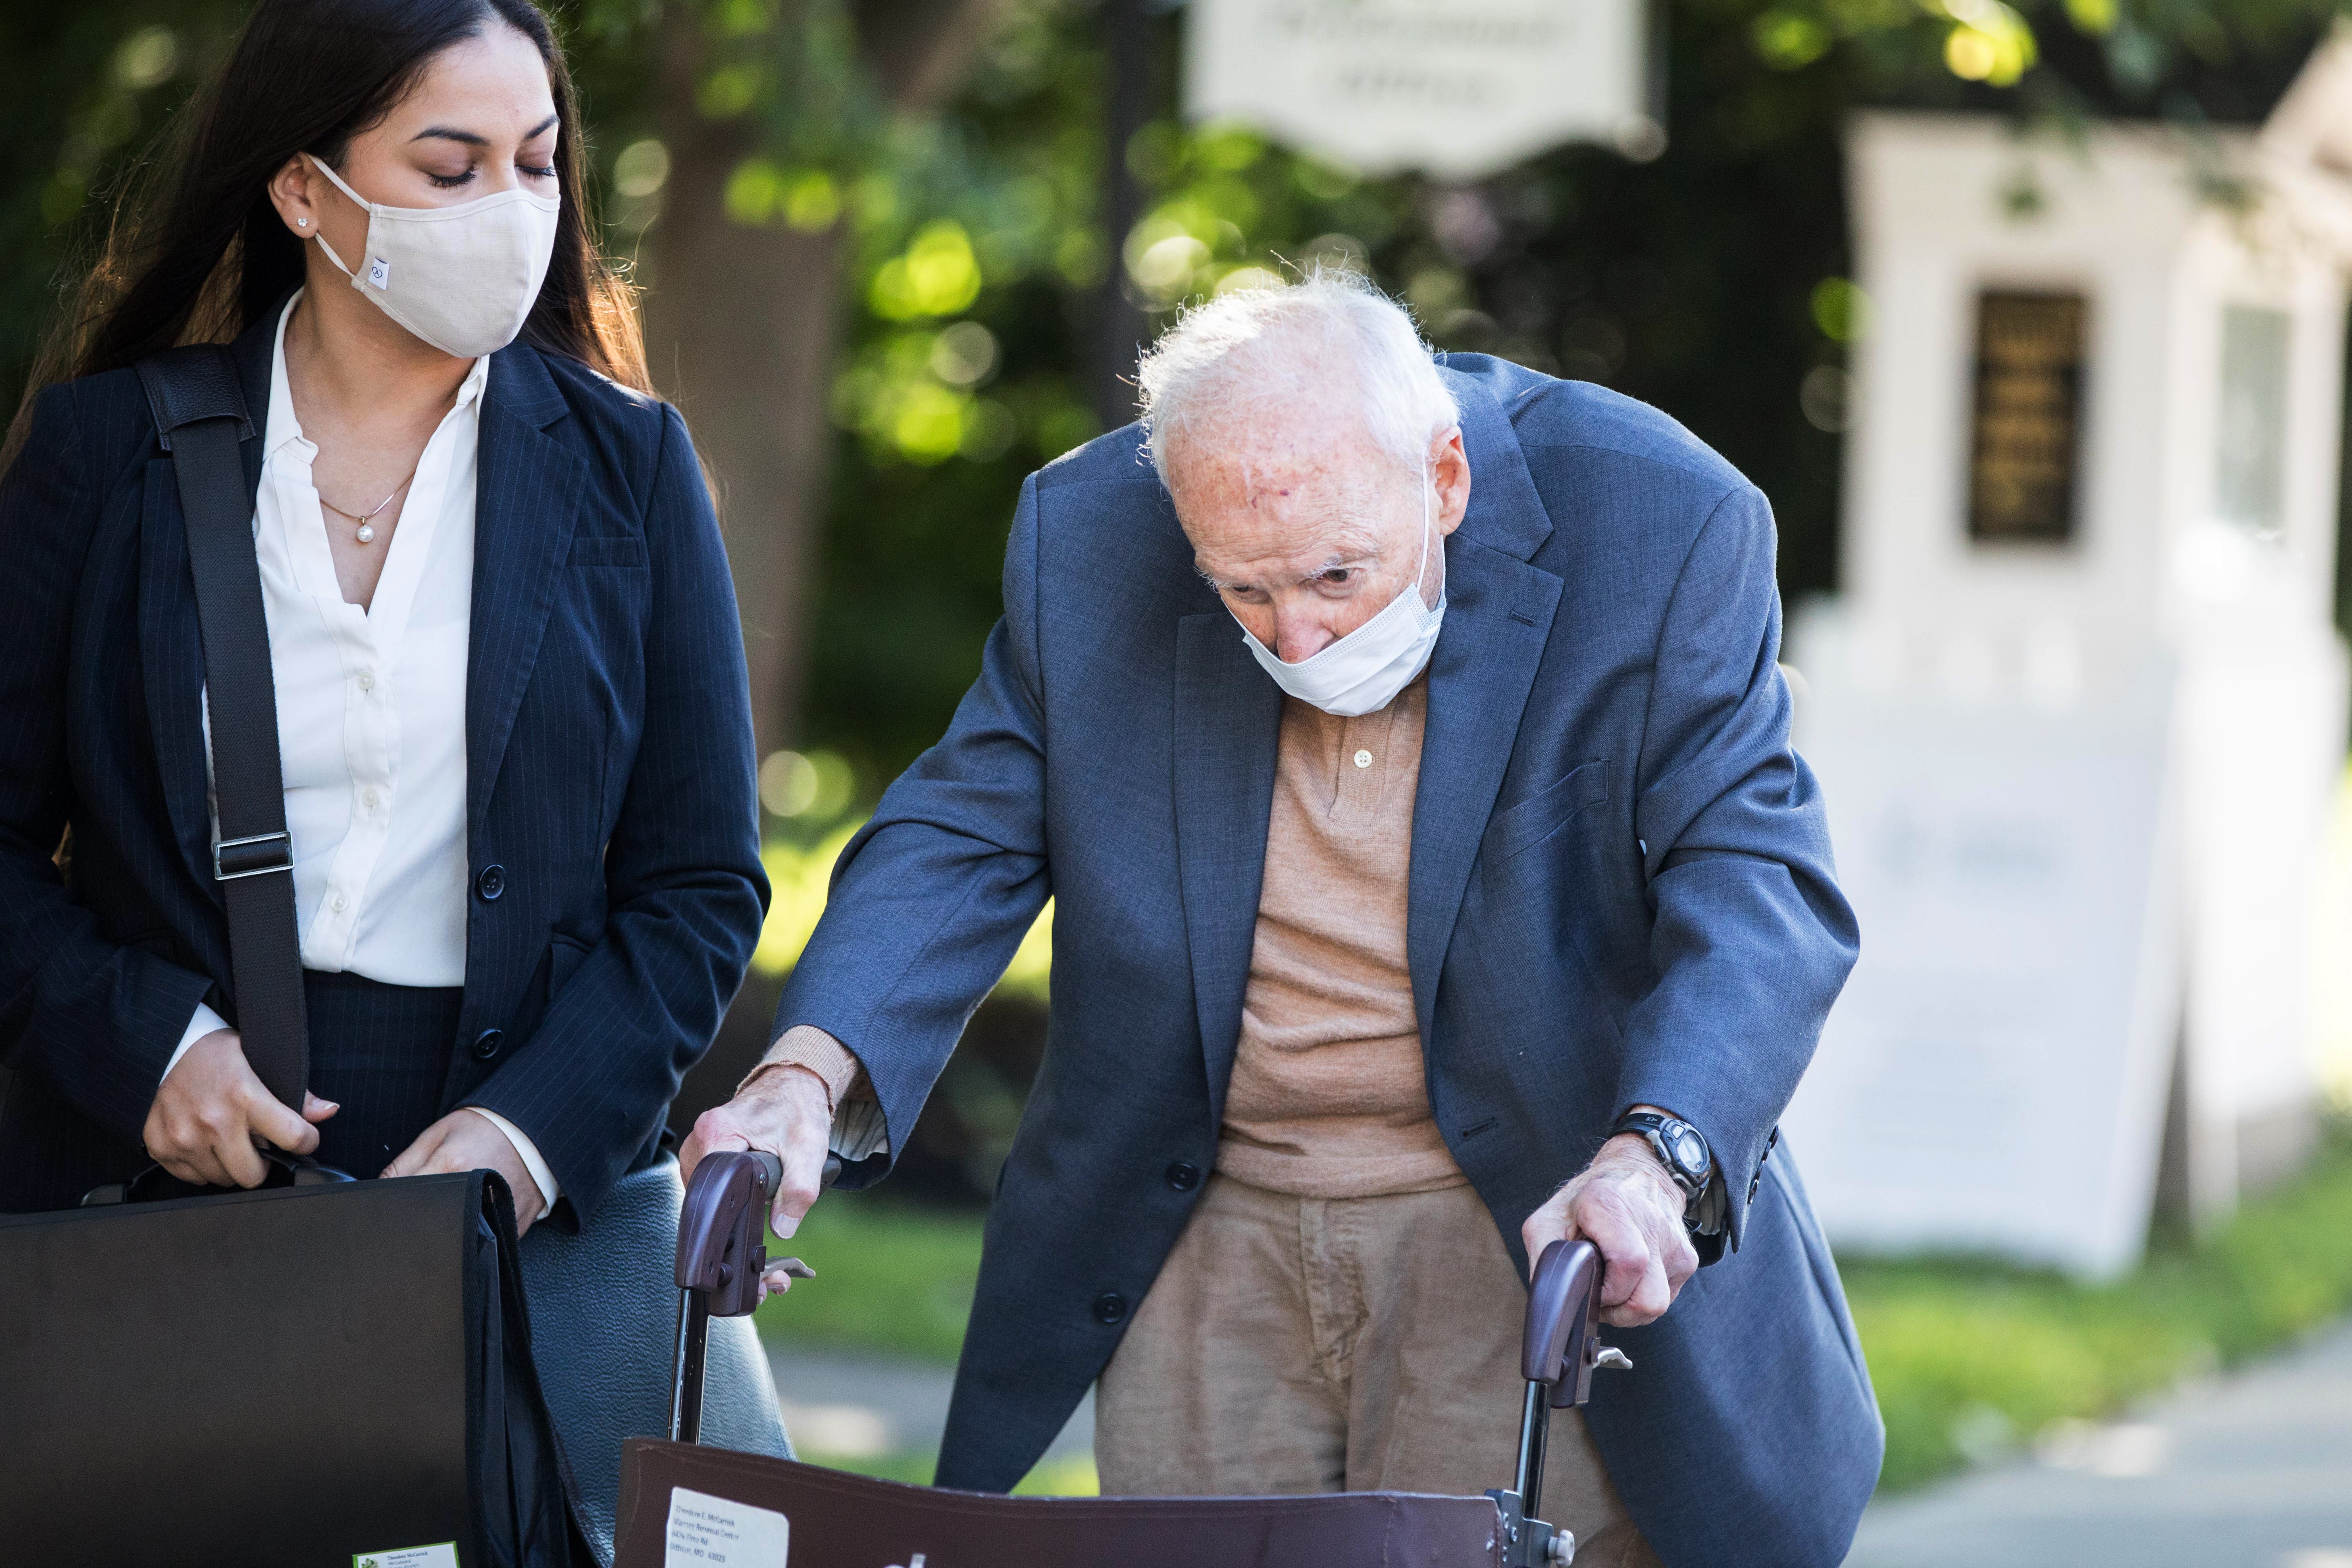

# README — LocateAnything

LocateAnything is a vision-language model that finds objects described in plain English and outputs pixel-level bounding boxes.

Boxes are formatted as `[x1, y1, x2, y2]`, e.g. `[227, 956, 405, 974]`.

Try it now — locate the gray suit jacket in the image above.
[777, 355, 1882, 1566]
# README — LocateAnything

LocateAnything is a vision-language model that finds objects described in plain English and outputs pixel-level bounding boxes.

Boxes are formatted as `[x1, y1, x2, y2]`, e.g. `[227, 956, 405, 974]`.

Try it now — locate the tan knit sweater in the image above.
[758, 681, 1464, 1200]
[1214, 676, 1466, 1199]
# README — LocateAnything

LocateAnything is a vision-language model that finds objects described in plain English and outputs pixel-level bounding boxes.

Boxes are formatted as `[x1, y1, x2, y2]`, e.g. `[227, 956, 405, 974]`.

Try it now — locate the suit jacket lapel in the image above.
[139, 310, 281, 907]
[1406, 542, 1561, 1041]
[1172, 610, 1282, 1118]
[466, 345, 584, 838]
[1407, 369, 1563, 1046]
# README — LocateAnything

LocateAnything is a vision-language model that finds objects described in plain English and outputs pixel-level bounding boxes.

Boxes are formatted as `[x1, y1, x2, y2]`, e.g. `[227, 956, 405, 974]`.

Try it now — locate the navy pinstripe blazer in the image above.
[0, 307, 768, 1222]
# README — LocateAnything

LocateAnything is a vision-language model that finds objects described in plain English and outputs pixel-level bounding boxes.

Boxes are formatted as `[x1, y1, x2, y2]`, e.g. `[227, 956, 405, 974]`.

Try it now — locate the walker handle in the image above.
[1503, 1237, 1631, 1553]
[669, 1147, 840, 1443]
[1524, 1238, 1613, 1408]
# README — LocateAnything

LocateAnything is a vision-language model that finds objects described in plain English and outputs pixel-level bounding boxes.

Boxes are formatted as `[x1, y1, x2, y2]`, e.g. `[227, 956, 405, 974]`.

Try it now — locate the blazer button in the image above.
[1091, 1291, 1128, 1324]
[472, 1029, 506, 1061]
[476, 864, 506, 901]
[1164, 1161, 1201, 1192]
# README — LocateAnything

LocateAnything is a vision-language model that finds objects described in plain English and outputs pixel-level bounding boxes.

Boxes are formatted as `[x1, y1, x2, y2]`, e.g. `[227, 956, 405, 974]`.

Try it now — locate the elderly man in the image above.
[685, 275, 1881, 1565]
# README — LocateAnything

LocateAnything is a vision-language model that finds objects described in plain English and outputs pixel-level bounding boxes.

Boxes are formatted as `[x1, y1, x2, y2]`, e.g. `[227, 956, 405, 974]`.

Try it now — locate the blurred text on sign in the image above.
[1184, 0, 1654, 181]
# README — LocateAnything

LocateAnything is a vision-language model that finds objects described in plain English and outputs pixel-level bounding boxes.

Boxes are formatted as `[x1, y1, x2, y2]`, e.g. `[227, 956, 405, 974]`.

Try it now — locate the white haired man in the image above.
[685, 275, 1882, 1566]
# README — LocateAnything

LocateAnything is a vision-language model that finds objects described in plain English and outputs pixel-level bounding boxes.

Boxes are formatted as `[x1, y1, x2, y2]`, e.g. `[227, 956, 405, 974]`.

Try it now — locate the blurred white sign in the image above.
[1184, 0, 1651, 180]
[1780, 662, 2183, 1280]
[1786, 91, 2352, 1276]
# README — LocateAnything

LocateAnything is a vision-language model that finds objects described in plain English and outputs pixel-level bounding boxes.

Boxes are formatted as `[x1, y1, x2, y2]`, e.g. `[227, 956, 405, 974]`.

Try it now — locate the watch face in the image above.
[1670, 1127, 1709, 1177]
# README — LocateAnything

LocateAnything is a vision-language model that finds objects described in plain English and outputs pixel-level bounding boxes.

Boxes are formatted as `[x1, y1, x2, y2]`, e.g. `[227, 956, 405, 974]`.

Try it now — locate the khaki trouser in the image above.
[1096, 1173, 1661, 1568]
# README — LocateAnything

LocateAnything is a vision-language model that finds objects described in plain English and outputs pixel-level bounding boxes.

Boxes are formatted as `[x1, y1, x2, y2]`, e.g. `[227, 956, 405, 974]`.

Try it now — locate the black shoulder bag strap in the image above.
[136, 344, 309, 1112]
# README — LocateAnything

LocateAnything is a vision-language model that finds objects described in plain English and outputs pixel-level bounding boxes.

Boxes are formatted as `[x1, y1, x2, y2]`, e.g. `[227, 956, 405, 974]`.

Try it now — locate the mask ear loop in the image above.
[298, 153, 367, 283]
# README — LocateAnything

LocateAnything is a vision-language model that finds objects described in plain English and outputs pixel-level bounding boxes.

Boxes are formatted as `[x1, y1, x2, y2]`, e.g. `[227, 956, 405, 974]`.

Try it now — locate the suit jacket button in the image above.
[472, 1029, 505, 1061]
[1091, 1291, 1128, 1324]
[476, 864, 505, 901]
[1164, 1161, 1201, 1192]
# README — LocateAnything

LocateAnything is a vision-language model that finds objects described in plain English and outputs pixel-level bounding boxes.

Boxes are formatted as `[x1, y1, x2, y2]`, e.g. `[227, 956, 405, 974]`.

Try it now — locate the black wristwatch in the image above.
[1611, 1110, 1725, 1237]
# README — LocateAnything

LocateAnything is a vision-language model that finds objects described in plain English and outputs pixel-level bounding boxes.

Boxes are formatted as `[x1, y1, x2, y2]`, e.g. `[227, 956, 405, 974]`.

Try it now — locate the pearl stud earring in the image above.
[297, 218, 308, 227]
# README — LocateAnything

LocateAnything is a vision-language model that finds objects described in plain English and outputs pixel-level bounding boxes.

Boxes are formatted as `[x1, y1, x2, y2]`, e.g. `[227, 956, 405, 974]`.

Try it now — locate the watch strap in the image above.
[1610, 1110, 1723, 1233]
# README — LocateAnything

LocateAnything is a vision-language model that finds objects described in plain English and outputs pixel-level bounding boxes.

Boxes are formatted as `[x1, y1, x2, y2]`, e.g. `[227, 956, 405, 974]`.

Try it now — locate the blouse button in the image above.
[1352, 749, 1373, 768]
[356, 670, 375, 692]
[330, 893, 349, 913]
[361, 789, 379, 811]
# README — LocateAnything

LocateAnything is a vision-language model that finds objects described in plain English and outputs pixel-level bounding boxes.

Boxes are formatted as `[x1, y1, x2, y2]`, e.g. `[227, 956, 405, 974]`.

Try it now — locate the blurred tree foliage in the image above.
[2, 0, 2344, 798]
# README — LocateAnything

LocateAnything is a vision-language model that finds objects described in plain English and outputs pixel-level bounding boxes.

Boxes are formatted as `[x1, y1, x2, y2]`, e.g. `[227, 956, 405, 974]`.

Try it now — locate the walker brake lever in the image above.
[737, 1154, 847, 1281]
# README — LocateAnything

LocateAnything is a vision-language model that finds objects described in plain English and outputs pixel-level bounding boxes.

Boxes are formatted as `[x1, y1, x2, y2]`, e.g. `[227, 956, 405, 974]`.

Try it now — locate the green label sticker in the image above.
[353, 1545, 459, 1568]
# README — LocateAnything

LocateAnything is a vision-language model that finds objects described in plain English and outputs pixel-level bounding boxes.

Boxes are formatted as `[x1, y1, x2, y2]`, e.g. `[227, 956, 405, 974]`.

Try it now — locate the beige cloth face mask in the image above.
[303, 152, 561, 359]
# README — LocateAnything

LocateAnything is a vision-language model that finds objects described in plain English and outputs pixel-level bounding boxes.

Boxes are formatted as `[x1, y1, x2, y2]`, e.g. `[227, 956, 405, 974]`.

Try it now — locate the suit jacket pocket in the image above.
[547, 935, 593, 1006]
[1479, 758, 1610, 874]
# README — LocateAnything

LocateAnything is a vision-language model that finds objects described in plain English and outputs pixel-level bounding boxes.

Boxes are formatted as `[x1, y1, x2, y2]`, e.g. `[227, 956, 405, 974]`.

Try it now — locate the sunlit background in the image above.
[7, 0, 2352, 1540]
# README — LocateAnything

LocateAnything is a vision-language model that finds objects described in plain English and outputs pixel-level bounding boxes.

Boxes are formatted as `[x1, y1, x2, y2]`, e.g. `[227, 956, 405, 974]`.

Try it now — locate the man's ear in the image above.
[1432, 426, 1472, 535]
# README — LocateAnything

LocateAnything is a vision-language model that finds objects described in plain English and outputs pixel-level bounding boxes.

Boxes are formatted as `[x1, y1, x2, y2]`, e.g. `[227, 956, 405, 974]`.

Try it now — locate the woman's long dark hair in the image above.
[10, 0, 646, 448]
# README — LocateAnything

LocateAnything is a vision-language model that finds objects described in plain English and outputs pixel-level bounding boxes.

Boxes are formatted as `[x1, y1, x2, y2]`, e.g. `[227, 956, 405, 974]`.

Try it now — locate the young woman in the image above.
[0, 0, 765, 1240]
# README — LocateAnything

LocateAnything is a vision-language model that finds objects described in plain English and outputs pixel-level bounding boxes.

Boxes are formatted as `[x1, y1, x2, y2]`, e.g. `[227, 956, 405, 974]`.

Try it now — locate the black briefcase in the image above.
[0, 1164, 582, 1566]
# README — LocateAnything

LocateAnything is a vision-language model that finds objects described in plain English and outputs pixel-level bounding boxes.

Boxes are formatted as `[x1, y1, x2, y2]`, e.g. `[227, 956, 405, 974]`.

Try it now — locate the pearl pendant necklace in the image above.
[318, 467, 416, 547]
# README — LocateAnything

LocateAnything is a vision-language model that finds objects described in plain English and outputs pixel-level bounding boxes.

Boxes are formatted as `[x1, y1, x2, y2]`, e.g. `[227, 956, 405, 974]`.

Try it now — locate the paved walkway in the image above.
[1846, 1322, 2352, 1568]
[764, 1340, 1091, 1468]
[766, 1323, 2352, 1564]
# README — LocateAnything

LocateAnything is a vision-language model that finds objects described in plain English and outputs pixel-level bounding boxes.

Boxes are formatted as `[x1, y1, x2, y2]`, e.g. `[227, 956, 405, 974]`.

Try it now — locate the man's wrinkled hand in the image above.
[143, 1029, 338, 1190]
[1521, 1133, 1700, 1328]
[383, 1110, 547, 1235]
[680, 1064, 834, 1304]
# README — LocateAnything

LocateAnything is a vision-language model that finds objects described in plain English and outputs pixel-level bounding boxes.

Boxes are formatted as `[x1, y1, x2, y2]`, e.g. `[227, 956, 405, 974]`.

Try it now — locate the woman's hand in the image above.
[143, 1029, 339, 1189]
[383, 1110, 549, 1235]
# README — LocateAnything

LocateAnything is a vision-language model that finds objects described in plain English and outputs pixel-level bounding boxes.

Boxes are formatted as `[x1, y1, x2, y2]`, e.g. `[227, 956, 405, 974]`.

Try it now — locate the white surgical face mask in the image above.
[303, 152, 561, 359]
[1235, 473, 1447, 718]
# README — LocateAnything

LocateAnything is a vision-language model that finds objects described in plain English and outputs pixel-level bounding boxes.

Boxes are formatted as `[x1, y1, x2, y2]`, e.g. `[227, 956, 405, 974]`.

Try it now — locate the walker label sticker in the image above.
[353, 1545, 459, 1568]
[368, 255, 391, 289]
[665, 1487, 789, 1565]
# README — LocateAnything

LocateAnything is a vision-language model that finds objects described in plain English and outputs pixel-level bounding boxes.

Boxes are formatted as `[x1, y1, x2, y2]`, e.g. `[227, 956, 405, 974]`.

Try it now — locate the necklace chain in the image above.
[317, 467, 417, 545]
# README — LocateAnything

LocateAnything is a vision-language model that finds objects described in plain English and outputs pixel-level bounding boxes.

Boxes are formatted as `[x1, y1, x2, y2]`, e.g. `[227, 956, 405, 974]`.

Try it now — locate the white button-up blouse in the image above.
[165, 294, 554, 1213]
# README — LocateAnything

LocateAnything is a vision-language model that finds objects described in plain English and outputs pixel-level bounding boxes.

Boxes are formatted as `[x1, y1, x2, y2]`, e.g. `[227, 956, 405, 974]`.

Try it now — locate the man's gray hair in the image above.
[1136, 270, 1459, 487]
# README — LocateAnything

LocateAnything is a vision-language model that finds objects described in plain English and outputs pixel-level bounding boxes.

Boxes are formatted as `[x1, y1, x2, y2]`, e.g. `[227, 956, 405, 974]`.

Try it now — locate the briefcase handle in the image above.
[81, 1147, 356, 1207]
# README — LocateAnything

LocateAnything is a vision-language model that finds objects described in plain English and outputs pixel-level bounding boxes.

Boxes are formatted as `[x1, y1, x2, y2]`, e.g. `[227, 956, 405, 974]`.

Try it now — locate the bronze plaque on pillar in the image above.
[1967, 290, 2087, 544]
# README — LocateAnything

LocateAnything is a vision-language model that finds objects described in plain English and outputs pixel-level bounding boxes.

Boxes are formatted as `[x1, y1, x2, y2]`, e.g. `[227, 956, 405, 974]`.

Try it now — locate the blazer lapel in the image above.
[1172, 610, 1282, 1117]
[139, 310, 281, 906]
[1406, 371, 1563, 1045]
[466, 346, 585, 838]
